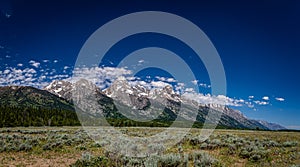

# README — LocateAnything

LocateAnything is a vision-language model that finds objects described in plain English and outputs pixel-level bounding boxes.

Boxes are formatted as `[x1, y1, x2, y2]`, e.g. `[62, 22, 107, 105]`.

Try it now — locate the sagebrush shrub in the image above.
[200, 143, 208, 149]
[148, 143, 165, 155]
[71, 153, 111, 167]
[158, 153, 185, 167]
[193, 151, 217, 167]
[283, 141, 298, 147]
[18, 143, 32, 151]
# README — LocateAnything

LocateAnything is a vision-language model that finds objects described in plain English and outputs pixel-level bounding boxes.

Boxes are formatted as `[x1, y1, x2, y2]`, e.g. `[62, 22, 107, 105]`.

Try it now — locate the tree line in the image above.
[0, 105, 80, 127]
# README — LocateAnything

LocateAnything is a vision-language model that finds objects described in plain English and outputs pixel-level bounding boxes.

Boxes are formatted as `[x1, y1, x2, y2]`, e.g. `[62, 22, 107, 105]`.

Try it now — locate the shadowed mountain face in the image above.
[0, 79, 284, 129]
[0, 85, 73, 111]
[0, 86, 79, 127]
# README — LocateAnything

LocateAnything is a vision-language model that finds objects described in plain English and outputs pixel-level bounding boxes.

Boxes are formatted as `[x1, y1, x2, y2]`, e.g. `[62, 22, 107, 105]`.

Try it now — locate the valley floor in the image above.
[0, 127, 299, 167]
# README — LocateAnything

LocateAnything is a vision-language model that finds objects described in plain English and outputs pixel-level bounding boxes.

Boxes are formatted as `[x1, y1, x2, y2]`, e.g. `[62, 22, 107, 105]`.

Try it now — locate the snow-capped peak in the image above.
[44, 80, 73, 98]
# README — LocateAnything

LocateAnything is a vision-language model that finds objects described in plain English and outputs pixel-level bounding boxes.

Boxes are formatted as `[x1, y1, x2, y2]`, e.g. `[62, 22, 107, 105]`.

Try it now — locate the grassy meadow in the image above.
[0, 127, 299, 167]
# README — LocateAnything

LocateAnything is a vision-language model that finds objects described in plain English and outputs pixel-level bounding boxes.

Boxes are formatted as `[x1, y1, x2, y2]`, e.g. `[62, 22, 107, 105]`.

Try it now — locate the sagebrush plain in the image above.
[0, 127, 299, 167]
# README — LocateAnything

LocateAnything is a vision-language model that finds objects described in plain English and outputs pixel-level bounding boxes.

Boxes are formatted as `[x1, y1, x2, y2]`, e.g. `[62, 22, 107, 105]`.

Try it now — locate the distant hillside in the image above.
[0, 86, 80, 127]
[256, 120, 286, 130]
[0, 86, 73, 110]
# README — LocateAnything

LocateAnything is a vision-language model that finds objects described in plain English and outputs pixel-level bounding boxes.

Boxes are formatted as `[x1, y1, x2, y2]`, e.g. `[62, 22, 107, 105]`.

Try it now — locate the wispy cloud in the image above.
[191, 80, 198, 85]
[155, 76, 176, 83]
[275, 97, 285, 102]
[199, 83, 211, 88]
[245, 101, 254, 108]
[262, 96, 269, 101]
[184, 88, 195, 93]
[150, 81, 171, 88]
[70, 66, 132, 89]
[138, 59, 144, 63]
[253, 100, 269, 105]
[0, 59, 72, 88]
[0, 67, 40, 87]
[29, 60, 40, 68]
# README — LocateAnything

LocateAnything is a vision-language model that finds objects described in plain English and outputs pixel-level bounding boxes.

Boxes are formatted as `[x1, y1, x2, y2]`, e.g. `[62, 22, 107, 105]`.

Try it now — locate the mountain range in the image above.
[0, 78, 285, 130]
[44, 78, 285, 130]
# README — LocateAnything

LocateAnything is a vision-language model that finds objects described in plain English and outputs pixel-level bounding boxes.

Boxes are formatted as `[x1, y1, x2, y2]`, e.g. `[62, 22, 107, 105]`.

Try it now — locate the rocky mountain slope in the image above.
[43, 78, 284, 130]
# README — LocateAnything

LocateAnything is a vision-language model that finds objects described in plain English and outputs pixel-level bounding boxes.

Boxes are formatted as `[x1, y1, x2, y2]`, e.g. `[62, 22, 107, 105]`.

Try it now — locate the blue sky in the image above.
[0, 0, 299, 129]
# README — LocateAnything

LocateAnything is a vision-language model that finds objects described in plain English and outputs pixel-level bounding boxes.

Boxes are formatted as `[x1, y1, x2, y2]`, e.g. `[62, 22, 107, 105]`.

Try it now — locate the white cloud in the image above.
[175, 82, 185, 92]
[199, 83, 211, 88]
[126, 76, 136, 81]
[191, 80, 198, 85]
[275, 97, 285, 102]
[0, 67, 42, 87]
[53, 60, 58, 63]
[43, 60, 49, 63]
[253, 100, 269, 105]
[0, 63, 72, 88]
[245, 101, 254, 108]
[3, 69, 10, 74]
[177, 82, 185, 87]
[248, 96, 254, 99]
[24, 68, 37, 74]
[69, 66, 132, 88]
[184, 88, 195, 92]
[17, 63, 23, 67]
[155, 76, 176, 83]
[49, 74, 70, 80]
[150, 81, 171, 88]
[262, 96, 269, 101]
[166, 78, 176, 82]
[155, 76, 166, 81]
[40, 75, 46, 79]
[138, 59, 144, 63]
[237, 99, 245, 103]
[182, 93, 244, 107]
[29, 60, 40, 68]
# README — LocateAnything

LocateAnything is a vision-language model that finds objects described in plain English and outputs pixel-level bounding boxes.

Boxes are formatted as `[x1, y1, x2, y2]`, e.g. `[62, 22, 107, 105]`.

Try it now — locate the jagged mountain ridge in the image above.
[43, 78, 285, 130]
